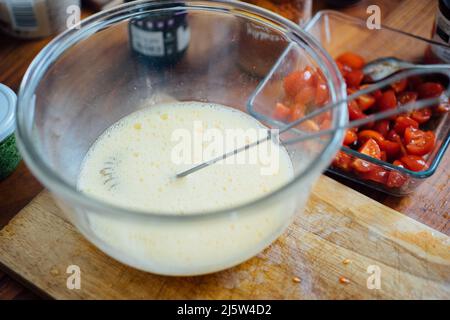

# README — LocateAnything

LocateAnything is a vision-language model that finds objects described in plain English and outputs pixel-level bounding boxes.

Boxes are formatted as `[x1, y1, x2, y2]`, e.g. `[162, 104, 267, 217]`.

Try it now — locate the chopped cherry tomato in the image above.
[352, 138, 381, 173]
[387, 129, 400, 142]
[386, 160, 407, 188]
[273, 103, 291, 121]
[411, 107, 432, 124]
[397, 91, 418, 105]
[379, 140, 401, 160]
[295, 85, 316, 106]
[373, 120, 390, 137]
[336, 52, 365, 70]
[393, 116, 419, 135]
[333, 151, 353, 172]
[347, 100, 366, 120]
[345, 70, 364, 88]
[344, 129, 358, 146]
[404, 127, 435, 156]
[400, 155, 428, 172]
[379, 90, 397, 112]
[391, 79, 408, 93]
[358, 130, 385, 146]
[283, 67, 316, 98]
[289, 103, 305, 122]
[315, 79, 329, 105]
[336, 61, 352, 76]
[361, 166, 388, 184]
[417, 82, 444, 99]
[356, 94, 376, 111]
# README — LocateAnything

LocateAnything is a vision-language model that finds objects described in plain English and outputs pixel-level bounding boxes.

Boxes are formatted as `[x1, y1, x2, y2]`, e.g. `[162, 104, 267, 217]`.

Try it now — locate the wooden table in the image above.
[0, 0, 447, 300]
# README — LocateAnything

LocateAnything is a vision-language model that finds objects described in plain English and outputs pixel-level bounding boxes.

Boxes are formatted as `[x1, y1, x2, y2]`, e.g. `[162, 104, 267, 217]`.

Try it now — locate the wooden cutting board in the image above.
[0, 175, 448, 299]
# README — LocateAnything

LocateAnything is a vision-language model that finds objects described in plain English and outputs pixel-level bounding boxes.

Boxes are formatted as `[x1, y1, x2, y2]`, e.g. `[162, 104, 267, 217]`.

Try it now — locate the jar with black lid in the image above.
[126, 1, 190, 66]
[429, 0, 450, 63]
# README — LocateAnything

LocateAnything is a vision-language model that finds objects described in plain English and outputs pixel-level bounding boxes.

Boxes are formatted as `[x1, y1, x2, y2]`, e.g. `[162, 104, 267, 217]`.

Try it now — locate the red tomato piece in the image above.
[336, 61, 352, 76]
[379, 90, 397, 112]
[391, 79, 408, 93]
[393, 116, 419, 135]
[411, 107, 432, 124]
[373, 120, 390, 137]
[283, 67, 317, 98]
[397, 91, 418, 105]
[332, 151, 353, 172]
[347, 100, 366, 121]
[386, 160, 408, 188]
[345, 70, 364, 88]
[358, 130, 385, 146]
[273, 103, 291, 121]
[315, 79, 329, 105]
[361, 166, 389, 184]
[400, 155, 428, 172]
[379, 140, 401, 160]
[387, 129, 400, 141]
[352, 138, 381, 173]
[417, 82, 444, 99]
[336, 52, 365, 70]
[289, 103, 305, 122]
[356, 94, 376, 111]
[343, 129, 358, 146]
[295, 85, 316, 106]
[404, 127, 435, 156]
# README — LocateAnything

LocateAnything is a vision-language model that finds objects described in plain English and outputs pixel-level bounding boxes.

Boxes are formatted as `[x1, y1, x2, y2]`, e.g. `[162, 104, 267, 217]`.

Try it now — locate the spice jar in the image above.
[0, 84, 20, 180]
[237, 0, 312, 76]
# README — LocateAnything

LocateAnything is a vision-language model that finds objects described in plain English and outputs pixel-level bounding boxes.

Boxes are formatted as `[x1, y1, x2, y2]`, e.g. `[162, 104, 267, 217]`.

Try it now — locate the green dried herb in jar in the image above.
[0, 84, 20, 180]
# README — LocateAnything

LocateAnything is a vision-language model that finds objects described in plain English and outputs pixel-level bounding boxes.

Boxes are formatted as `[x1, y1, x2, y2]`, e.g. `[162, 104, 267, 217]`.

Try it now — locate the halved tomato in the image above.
[391, 79, 408, 93]
[393, 116, 419, 135]
[315, 79, 329, 105]
[397, 91, 418, 105]
[361, 166, 389, 184]
[379, 90, 397, 112]
[273, 103, 291, 121]
[373, 120, 390, 137]
[343, 129, 358, 146]
[348, 100, 366, 121]
[295, 85, 316, 106]
[356, 94, 376, 111]
[352, 138, 381, 173]
[417, 82, 444, 99]
[332, 151, 352, 172]
[289, 103, 305, 122]
[379, 140, 401, 160]
[358, 130, 385, 145]
[336, 52, 365, 70]
[345, 70, 364, 88]
[386, 160, 408, 188]
[400, 155, 428, 172]
[411, 107, 432, 124]
[283, 67, 317, 98]
[404, 127, 435, 156]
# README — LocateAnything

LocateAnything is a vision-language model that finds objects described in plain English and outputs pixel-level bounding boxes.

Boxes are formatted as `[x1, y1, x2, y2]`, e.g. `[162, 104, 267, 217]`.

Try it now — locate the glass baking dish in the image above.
[305, 10, 450, 196]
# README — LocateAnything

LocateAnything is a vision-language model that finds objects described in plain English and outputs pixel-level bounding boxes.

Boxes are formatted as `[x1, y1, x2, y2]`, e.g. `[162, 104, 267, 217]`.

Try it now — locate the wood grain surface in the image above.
[0, 176, 449, 299]
[0, 0, 448, 299]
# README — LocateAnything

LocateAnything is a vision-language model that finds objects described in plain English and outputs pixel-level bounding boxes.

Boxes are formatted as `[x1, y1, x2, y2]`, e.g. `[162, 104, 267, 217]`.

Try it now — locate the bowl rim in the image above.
[306, 9, 450, 179]
[15, 0, 347, 220]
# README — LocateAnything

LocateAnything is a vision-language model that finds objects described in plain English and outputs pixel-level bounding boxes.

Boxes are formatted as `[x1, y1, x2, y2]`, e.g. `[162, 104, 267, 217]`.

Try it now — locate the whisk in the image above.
[176, 68, 450, 178]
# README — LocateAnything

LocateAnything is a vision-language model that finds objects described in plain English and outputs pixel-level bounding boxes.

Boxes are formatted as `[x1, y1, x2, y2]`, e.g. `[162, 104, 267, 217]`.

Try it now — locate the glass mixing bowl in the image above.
[16, 0, 346, 275]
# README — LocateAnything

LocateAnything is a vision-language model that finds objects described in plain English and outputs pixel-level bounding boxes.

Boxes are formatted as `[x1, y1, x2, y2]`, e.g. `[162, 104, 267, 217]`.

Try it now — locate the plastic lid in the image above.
[0, 83, 16, 142]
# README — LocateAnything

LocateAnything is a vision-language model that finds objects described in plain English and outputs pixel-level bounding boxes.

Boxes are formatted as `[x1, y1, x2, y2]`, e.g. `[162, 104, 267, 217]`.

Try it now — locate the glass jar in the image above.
[238, 0, 312, 76]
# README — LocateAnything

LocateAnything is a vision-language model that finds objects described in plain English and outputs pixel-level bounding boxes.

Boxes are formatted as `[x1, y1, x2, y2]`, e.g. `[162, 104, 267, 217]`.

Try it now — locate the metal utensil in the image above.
[176, 68, 450, 178]
[363, 56, 449, 83]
